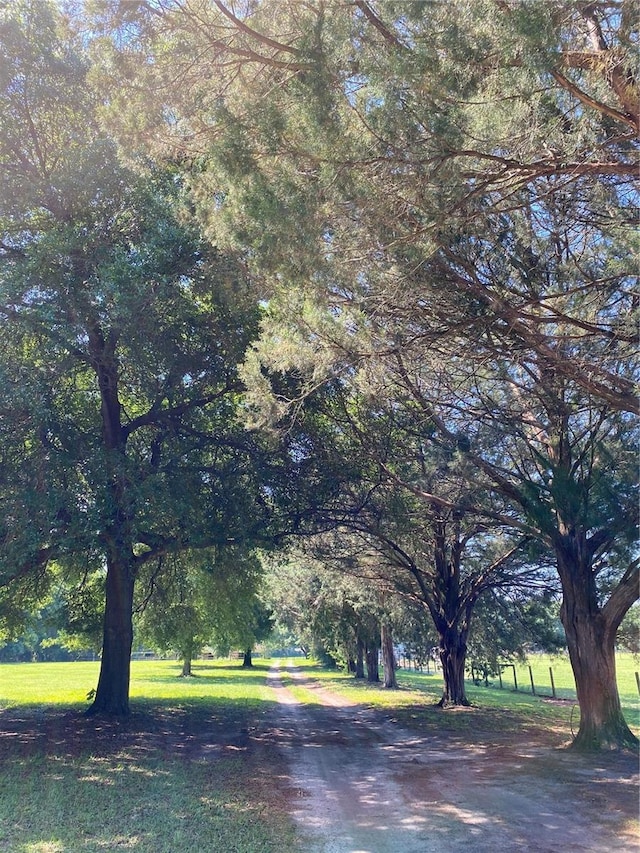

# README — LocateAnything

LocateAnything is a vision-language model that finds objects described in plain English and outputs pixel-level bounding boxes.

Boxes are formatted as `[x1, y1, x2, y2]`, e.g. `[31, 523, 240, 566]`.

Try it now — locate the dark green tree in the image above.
[0, 1, 270, 715]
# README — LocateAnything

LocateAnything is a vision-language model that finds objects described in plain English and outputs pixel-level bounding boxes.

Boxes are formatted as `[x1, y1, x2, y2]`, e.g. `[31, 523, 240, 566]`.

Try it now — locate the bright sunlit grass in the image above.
[0, 658, 276, 710]
[0, 660, 100, 708]
[129, 658, 275, 705]
[1, 653, 636, 735]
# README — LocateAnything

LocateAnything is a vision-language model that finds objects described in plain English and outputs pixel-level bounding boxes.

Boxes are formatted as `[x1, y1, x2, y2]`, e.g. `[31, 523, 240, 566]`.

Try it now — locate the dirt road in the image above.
[258, 660, 638, 853]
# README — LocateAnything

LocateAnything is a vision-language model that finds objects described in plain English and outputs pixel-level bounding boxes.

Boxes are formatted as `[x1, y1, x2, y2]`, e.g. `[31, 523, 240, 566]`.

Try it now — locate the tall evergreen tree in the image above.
[0, 0, 270, 715]
[90, 1, 638, 746]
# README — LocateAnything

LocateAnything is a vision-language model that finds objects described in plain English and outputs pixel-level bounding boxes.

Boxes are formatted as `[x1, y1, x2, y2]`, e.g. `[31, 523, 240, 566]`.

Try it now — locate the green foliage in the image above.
[466, 590, 565, 679]
[0, 0, 273, 620]
[617, 605, 640, 654]
[1, 0, 636, 736]
[264, 552, 386, 669]
[136, 548, 273, 664]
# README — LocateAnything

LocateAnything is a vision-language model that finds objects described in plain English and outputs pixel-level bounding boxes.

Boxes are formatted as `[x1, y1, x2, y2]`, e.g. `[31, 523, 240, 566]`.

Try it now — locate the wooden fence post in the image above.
[550, 667, 557, 699]
[528, 665, 536, 695]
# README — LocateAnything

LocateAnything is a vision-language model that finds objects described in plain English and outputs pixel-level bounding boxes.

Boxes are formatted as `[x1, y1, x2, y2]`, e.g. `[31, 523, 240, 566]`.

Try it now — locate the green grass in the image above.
[0, 750, 291, 853]
[0, 659, 299, 853]
[477, 652, 640, 702]
[466, 652, 640, 726]
[0, 654, 637, 852]
[0, 660, 100, 708]
[0, 658, 276, 709]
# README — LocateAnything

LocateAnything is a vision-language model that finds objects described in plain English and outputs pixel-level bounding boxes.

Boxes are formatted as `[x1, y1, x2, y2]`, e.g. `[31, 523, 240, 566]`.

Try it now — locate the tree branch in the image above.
[601, 559, 639, 631]
[123, 385, 235, 436]
[551, 68, 638, 132]
[354, 1, 406, 50]
[211, 0, 302, 56]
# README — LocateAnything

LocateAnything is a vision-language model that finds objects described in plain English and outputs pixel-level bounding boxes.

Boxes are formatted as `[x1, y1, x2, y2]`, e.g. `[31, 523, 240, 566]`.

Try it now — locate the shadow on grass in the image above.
[0, 696, 273, 761]
[0, 694, 301, 853]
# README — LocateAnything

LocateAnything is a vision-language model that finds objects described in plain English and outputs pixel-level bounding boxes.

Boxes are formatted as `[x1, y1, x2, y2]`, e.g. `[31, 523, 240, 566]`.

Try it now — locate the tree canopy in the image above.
[0, 0, 278, 714]
[0, 1, 637, 750]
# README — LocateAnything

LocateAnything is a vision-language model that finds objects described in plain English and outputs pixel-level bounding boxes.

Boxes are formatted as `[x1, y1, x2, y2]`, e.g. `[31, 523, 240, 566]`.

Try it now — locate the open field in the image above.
[0, 657, 637, 852]
[0, 658, 274, 709]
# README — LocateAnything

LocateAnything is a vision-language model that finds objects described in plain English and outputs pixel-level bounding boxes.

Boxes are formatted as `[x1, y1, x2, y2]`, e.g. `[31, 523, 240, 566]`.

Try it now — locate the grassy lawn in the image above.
[0, 659, 299, 853]
[0, 658, 276, 709]
[0, 655, 637, 852]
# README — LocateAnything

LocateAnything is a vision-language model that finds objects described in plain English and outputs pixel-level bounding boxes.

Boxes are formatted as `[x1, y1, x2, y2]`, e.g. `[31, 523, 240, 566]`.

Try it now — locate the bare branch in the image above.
[210, 0, 301, 55]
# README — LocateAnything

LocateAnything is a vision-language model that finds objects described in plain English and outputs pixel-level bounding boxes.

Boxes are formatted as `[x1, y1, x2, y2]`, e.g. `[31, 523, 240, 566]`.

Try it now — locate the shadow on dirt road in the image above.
[254, 661, 639, 853]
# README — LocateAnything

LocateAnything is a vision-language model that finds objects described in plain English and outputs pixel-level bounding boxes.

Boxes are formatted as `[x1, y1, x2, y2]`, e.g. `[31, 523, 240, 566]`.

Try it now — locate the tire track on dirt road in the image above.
[258, 660, 638, 853]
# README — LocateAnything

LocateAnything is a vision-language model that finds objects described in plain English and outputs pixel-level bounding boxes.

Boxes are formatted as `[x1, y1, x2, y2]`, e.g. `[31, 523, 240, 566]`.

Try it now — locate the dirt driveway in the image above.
[254, 660, 639, 853]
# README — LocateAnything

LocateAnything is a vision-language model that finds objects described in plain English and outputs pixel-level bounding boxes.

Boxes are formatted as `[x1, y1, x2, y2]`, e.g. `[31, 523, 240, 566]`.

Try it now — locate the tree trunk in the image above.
[437, 626, 470, 707]
[87, 327, 136, 717]
[381, 622, 398, 689]
[365, 643, 379, 683]
[87, 553, 135, 716]
[181, 648, 193, 677]
[558, 545, 638, 750]
[179, 635, 196, 677]
[242, 648, 253, 667]
[355, 637, 365, 679]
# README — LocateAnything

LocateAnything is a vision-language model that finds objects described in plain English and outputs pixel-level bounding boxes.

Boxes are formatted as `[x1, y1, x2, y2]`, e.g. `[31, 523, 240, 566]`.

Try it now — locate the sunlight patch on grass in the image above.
[0, 658, 276, 710]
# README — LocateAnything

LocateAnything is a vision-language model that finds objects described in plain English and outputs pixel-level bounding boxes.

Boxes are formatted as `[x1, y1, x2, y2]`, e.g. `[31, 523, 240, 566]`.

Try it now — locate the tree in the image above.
[218, 593, 273, 668]
[0, 1, 271, 715]
[91, 0, 637, 413]
[137, 553, 219, 678]
[136, 546, 266, 676]
[380, 619, 397, 689]
[266, 544, 410, 684]
[395, 176, 638, 743]
[272, 383, 548, 706]
[616, 605, 640, 655]
[0, 577, 102, 662]
[357, 188, 637, 744]
[91, 0, 638, 746]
